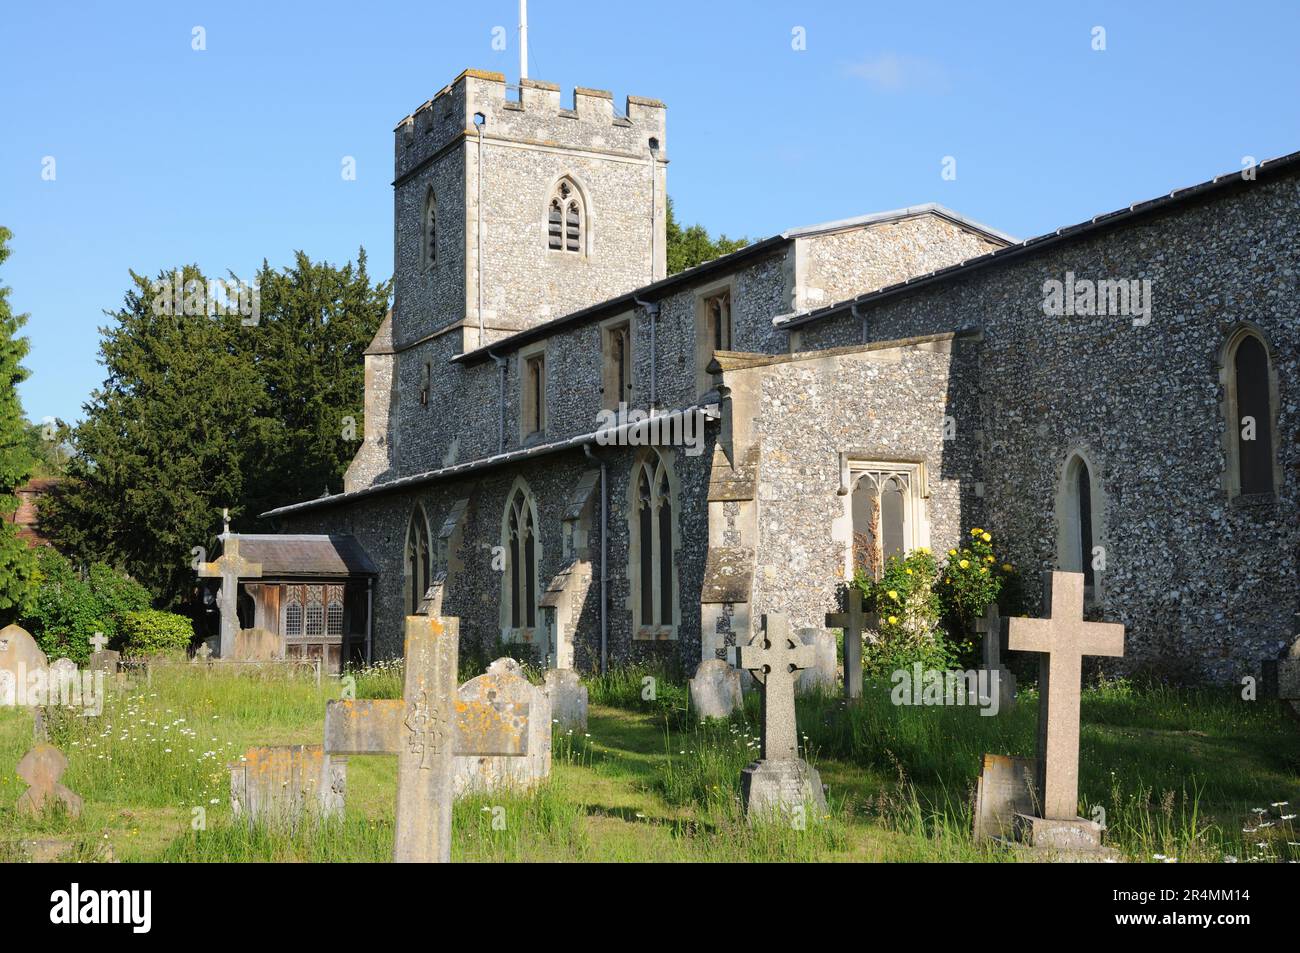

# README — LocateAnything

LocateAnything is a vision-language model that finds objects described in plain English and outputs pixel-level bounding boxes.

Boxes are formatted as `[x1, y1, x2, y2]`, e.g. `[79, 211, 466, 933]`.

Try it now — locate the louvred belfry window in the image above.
[547, 178, 584, 254]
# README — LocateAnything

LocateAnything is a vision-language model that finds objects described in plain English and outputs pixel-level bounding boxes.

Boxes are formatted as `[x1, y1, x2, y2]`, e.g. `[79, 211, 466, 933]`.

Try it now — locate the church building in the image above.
[250, 67, 1297, 684]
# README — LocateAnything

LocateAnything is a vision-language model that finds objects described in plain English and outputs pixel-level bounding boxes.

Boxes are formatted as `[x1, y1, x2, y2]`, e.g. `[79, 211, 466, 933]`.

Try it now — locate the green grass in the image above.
[0, 663, 1295, 862]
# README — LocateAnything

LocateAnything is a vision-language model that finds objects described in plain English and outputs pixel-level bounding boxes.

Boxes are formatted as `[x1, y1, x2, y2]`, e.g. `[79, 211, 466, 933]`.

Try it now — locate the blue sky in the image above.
[2, 1, 1297, 425]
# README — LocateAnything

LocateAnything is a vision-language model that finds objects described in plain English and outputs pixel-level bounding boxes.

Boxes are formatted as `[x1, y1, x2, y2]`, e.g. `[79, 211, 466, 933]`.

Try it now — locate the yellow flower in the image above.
[1002, 563, 1013, 572]
[887, 590, 899, 601]
[887, 615, 898, 625]
[918, 546, 930, 554]
[959, 559, 970, 569]
[980, 567, 989, 574]
[905, 568, 913, 575]
[981, 532, 992, 543]
[948, 549, 957, 557]
[944, 577, 950, 584]
[971, 527, 983, 537]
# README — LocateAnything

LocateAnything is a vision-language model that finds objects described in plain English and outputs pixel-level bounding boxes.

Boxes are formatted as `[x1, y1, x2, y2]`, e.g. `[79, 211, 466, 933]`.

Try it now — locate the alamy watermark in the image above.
[594, 404, 706, 457]
[151, 270, 260, 325]
[0, 662, 104, 716]
[1042, 272, 1152, 327]
[890, 663, 1004, 717]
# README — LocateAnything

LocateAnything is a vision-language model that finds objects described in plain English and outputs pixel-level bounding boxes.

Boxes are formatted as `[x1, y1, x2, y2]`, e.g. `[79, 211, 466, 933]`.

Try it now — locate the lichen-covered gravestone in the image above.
[16, 743, 82, 819]
[737, 613, 827, 821]
[323, 615, 531, 863]
[453, 660, 552, 795]
[0, 624, 48, 707]
[229, 744, 345, 827]
[689, 658, 742, 720]
[545, 668, 588, 732]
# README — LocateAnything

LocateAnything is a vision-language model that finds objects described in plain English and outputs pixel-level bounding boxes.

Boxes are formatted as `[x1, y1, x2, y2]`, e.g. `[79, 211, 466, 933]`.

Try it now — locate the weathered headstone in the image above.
[1004, 571, 1124, 854]
[197, 534, 262, 659]
[1274, 635, 1300, 722]
[229, 744, 345, 827]
[826, 589, 868, 701]
[973, 754, 1037, 842]
[89, 650, 120, 675]
[453, 663, 551, 795]
[49, 657, 78, 693]
[973, 602, 1015, 711]
[323, 614, 530, 863]
[234, 627, 281, 662]
[0, 624, 48, 707]
[16, 743, 83, 819]
[795, 627, 837, 695]
[689, 658, 742, 720]
[545, 668, 588, 732]
[736, 613, 827, 820]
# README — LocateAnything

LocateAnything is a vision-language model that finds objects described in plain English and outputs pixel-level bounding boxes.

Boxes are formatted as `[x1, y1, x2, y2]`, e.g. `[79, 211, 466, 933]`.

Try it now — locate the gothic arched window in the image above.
[547, 177, 585, 254]
[629, 451, 678, 636]
[423, 190, 437, 270]
[502, 479, 540, 635]
[847, 463, 927, 580]
[1056, 451, 1104, 602]
[1222, 327, 1278, 499]
[404, 505, 432, 615]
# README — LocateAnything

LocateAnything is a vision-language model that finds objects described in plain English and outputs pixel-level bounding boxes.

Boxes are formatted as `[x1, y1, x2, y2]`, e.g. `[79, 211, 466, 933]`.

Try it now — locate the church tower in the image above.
[392, 69, 667, 355]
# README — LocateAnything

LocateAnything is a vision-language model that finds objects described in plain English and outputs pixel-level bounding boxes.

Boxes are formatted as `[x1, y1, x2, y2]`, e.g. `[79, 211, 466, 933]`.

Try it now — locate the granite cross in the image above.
[738, 613, 814, 761]
[323, 613, 530, 863]
[1006, 571, 1124, 820]
[826, 589, 867, 701]
[198, 535, 261, 659]
[89, 632, 108, 654]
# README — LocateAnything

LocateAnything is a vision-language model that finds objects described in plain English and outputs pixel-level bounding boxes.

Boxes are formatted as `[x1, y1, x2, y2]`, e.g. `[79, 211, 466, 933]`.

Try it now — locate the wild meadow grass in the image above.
[0, 659, 1295, 862]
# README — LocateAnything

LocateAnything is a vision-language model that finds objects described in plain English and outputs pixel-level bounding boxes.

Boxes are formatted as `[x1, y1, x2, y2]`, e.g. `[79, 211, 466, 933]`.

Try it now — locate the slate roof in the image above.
[222, 534, 378, 578]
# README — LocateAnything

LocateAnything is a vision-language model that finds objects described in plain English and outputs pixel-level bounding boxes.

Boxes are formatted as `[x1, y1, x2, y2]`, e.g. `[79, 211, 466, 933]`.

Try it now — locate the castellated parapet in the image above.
[392, 69, 667, 354]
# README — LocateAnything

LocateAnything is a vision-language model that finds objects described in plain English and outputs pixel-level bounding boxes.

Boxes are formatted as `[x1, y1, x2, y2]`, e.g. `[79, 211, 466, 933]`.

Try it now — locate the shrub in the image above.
[119, 608, 193, 656]
[855, 549, 958, 678]
[935, 527, 1021, 663]
[22, 548, 152, 663]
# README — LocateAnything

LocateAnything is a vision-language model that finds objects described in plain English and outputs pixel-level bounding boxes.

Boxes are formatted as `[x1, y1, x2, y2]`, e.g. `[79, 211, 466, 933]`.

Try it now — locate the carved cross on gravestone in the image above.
[197, 536, 261, 659]
[738, 613, 815, 761]
[1007, 571, 1124, 821]
[324, 614, 530, 863]
[826, 589, 867, 701]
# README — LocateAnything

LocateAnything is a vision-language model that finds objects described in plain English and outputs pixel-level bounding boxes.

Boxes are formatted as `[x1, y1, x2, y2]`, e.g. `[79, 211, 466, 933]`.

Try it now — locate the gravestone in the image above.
[736, 613, 827, 819]
[795, 627, 837, 695]
[689, 658, 742, 720]
[973, 602, 1016, 711]
[197, 533, 262, 659]
[0, 624, 48, 707]
[15, 743, 83, 819]
[229, 744, 345, 827]
[194, 643, 214, 663]
[453, 663, 551, 795]
[234, 627, 281, 662]
[49, 658, 78, 695]
[826, 589, 868, 701]
[545, 668, 588, 732]
[973, 754, 1037, 842]
[89, 650, 120, 675]
[323, 614, 530, 863]
[1004, 571, 1124, 856]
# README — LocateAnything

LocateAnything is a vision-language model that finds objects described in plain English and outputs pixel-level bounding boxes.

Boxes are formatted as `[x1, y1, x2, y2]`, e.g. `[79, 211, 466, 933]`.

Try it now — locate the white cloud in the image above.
[845, 53, 951, 93]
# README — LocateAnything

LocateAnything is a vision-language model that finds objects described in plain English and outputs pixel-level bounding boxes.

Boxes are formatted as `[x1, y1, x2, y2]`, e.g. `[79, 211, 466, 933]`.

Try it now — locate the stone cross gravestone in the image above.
[974, 602, 1015, 711]
[89, 631, 119, 675]
[323, 614, 529, 863]
[16, 743, 83, 819]
[0, 624, 48, 707]
[194, 643, 213, 663]
[826, 589, 868, 701]
[689, 658, 743, 720]
[229, 744, 345, 827]
[198, 535, 262, 659]
[1006, 571, 1123, 851]
[736, 613, 827, 818]
[89, 632, 108, 653]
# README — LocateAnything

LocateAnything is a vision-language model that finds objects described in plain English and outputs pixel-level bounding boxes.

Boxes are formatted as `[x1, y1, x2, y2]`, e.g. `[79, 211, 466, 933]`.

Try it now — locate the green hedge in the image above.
[23, 548, 152, 663]
[119, 609, 194, 656]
